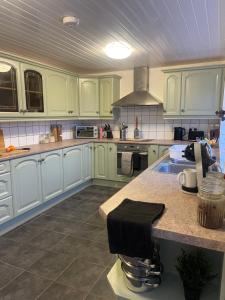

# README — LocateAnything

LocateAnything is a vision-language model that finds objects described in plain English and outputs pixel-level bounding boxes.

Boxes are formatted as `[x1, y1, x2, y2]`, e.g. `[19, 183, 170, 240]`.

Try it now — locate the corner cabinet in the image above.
[11, 155, 42, 216]
[83, 143, 93, 181]
[94, 143, 108, 179]
[40, 150, 63, 202]
[99, 76, 120, 117]
[164, 67, 222, 117]
[63, 145, 83, 191]
[79, 78, 99, 117]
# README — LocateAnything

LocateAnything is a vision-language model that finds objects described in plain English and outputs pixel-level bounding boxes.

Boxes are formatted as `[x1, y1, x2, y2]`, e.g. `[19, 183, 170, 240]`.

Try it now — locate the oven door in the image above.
[117, 151, 148, 177]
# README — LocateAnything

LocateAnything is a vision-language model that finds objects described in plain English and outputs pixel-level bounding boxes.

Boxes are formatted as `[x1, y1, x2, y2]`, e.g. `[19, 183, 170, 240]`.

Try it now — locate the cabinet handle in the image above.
[153, 150, 156, 153]
[96, 111, 99, 114]
[63, 153, 67, 157]
[90, 146, 92, 150]
[181, 109, 185, 112]
[71, 110, 74, 113]
[20, 109, 25, 113]
[163, 109, 167, 113]
[110, 110, 112, 114]
[109, 147, 112, 151]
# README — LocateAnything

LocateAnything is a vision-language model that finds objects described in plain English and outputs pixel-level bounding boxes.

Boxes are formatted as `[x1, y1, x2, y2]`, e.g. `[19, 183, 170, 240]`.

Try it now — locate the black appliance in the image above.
[188, 128, 204, 141]
[117, 144, 148, 177]
[174, 127, 186, 140]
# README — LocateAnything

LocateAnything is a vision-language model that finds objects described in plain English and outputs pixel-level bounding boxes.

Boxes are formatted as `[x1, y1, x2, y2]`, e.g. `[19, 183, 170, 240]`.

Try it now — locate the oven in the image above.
[117, 143, 148, 177]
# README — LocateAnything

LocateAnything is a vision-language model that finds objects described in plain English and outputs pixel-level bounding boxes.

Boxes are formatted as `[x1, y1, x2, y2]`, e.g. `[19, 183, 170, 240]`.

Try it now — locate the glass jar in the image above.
[197, 175, 225, 229]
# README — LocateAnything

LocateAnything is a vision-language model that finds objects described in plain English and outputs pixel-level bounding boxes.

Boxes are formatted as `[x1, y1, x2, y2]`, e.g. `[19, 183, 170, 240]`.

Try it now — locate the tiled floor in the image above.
[0, 185, 119, 300]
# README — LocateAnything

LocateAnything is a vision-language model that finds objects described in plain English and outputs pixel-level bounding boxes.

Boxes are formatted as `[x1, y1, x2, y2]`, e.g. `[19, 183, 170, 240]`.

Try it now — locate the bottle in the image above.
[99, 127, 103, 139]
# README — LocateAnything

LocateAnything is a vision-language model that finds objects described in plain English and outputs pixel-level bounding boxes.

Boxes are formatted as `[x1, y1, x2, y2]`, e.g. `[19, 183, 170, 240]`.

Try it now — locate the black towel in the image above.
[107, 199, 165, 258]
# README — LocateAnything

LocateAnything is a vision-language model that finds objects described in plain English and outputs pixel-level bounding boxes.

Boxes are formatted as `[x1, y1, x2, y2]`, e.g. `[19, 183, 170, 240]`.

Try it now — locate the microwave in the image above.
[75, 126, 98, 139]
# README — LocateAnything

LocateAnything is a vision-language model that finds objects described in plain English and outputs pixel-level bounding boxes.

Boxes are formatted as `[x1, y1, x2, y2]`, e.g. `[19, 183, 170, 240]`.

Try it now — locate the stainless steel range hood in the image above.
[113, 66, 162, 107]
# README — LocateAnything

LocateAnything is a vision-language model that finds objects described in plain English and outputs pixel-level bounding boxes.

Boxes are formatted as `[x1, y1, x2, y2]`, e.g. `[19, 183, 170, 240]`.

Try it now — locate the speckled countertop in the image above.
[0, 138, 188, 161]
[99, 154, 225, 253]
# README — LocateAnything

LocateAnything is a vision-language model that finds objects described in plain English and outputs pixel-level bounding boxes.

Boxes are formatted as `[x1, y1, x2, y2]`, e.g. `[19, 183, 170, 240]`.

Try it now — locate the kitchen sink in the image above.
[153, 159, 195, 174]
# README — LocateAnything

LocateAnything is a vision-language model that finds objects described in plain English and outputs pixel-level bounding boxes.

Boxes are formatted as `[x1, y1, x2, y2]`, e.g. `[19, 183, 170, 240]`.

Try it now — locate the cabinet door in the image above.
[63, 146, 83, 191]
[107, 143, 117, 180]
[158, 145, 169, 158]
[0, 58, 23, 117]
[99, 77, 120, 117]
[148, 145, 159, 165]
[46, 70, 68, 116]
[164, 72, 181, 115]
[79, 78, 99, 117]
[67, 75, 79, 116]
[0, 173, 12, 200]
[83, 143, 93, 182]
[20, 63, 47, 117]
[181, 68, 222, 116]
[41, 150, 63, 202]
[11, 155, 42, 216]
[0, 196, 13, 224]
[94, 143, 108, 179]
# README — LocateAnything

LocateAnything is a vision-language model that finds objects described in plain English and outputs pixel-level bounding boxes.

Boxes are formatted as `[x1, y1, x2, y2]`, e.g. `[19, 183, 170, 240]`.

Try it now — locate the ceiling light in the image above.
[104, 41, 132, 59]
[62, 16, 80, 27]
[0, 63, 11, 72]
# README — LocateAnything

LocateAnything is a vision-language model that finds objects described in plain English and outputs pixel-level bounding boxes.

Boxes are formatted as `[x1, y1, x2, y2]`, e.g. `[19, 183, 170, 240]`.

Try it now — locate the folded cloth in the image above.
[121, 152, 133, 176]
[107, 199, 165, 258]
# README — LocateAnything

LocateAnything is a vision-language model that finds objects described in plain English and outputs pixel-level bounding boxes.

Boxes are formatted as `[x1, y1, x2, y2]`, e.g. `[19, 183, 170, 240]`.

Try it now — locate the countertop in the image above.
[99, 154, 225, 253]
[0, 138, 188, 161]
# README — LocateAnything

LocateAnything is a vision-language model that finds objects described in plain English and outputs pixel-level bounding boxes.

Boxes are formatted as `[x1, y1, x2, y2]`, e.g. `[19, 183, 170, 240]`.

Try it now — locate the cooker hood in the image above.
[113, 66, 162, 107]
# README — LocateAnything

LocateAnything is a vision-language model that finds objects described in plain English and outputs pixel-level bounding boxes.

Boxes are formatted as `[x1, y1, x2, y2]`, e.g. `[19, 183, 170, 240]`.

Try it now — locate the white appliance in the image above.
[74, 126, 98, 139]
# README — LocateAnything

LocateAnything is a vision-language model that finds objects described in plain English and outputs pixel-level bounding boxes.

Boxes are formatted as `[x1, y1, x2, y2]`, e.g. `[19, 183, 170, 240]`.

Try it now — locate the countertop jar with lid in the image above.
[197, 175, 225, 229]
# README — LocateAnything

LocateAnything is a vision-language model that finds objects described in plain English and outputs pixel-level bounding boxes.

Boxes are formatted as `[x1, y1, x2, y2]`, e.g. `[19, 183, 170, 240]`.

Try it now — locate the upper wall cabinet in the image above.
[67, 75, 79, 117]
[46, 70, 68, 116]
[99, 76, 120, 117]
[164, 72, 181, 116]
[164, 68, 222, 117]
[0, 58, 23, 117]
[20, 63, 47, 117]
[181, 68, 222, 116]
[79, 78, 99, 117]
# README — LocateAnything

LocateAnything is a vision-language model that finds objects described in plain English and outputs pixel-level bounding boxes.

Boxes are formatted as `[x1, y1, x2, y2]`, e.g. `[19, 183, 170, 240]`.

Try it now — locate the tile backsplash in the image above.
[0, 106, 219, 147]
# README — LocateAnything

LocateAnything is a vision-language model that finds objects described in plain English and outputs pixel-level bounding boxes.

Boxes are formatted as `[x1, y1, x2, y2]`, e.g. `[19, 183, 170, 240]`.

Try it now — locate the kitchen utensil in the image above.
[188, 128, 205, 141]
[174, 127, 186, 140]
[134, 116, 140, 139]
[120, 122, 128, 140]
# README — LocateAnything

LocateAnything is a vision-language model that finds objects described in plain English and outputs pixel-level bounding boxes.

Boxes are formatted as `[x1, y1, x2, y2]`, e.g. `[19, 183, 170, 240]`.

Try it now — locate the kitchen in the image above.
[0, 1, 224, 300]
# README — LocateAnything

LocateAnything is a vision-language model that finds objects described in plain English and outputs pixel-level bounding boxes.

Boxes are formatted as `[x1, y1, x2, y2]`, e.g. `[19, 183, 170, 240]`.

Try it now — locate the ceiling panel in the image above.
[0, 0, 224, 72]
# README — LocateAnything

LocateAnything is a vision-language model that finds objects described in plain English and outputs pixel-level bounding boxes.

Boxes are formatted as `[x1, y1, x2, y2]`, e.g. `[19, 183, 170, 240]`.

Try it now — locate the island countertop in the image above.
[99, 154, 225, 253]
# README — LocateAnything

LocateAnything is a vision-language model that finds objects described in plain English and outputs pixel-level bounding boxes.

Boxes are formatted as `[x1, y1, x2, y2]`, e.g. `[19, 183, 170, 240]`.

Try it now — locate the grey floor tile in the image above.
[56, 257, 104, 294]
[29, 230, 66, 250]
[0, 261, 23, 289]
[0, 238, 22, 257]
[86, 212, 105, 228]
[88, 269, 117, 300]
[85, 294, 106, 300]
[4, 224, 43, 244]
[1, 244, 47, 269]
[28, 251, 74, 280]
[38, 282, 86, 300]
[69, 223, 105, 241]
[0, 271, 51, 300]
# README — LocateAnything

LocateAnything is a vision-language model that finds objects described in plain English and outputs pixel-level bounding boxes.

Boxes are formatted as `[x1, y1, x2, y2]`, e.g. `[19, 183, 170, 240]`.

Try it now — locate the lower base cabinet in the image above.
[41, 150, 63, 202]
[11, 155, 42, 216]
[63, 145, 83, 191]
[0, 196, 13, 224]
[94, 143, 108, 179]
[83, 143, 93, 181]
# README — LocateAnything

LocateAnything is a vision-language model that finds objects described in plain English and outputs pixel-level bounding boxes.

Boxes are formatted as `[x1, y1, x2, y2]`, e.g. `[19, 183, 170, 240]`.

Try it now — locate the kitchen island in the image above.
[99, 154, 225, 300]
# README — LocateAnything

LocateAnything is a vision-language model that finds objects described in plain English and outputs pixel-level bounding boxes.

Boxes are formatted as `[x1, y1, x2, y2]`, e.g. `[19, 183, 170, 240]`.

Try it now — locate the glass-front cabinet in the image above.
[0, 58, 23, 116]
[20, 63, 47, 116]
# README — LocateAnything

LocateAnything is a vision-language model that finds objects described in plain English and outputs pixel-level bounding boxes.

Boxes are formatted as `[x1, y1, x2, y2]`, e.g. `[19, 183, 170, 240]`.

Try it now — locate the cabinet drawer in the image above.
[0, 161, 10, 174]
[0, 173, 12, 200]
[0, 196, 13, 224]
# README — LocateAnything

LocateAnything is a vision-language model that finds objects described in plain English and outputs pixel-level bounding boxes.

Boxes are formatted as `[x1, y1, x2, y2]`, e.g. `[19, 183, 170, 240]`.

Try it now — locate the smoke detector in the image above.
[62, 16, 80, 26]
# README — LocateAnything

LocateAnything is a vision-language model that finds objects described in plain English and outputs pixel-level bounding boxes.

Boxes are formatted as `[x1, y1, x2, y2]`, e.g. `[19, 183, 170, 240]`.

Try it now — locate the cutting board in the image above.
[0, 149, 30, 157]
[0, 129, 5, 152]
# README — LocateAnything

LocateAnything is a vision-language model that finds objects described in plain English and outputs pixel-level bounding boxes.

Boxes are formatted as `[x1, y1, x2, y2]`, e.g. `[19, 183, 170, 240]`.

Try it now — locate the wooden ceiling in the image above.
[0, 0, 224, 72]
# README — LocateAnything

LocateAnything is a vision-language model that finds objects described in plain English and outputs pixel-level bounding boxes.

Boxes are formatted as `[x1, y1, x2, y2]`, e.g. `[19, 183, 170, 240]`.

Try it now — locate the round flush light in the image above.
[104, 41, 132, 59]
[62, 15, 80, 27]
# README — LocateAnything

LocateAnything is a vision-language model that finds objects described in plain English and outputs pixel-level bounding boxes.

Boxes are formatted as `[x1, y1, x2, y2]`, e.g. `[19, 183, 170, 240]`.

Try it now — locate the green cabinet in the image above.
[94, 143, 108, 179]
[181, 68, 222, 116]
[159, 145, 170, 158]
[63, 145, 83, 191]
[148, 145, 159, 165]
[11, 155, 42, 216]
[99, 76, 120, 117]
[79, 78, 99, 117]
[164, 72, 181, 116]
[0, 57, 23, 117]
[164, 68, 222, 117]
[41, 150, 63, 202]
[83, 143, 93, 181]
[0, 196, 13, 225]
[67, 75, 79, 116]
[20, 63, 47, 117]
